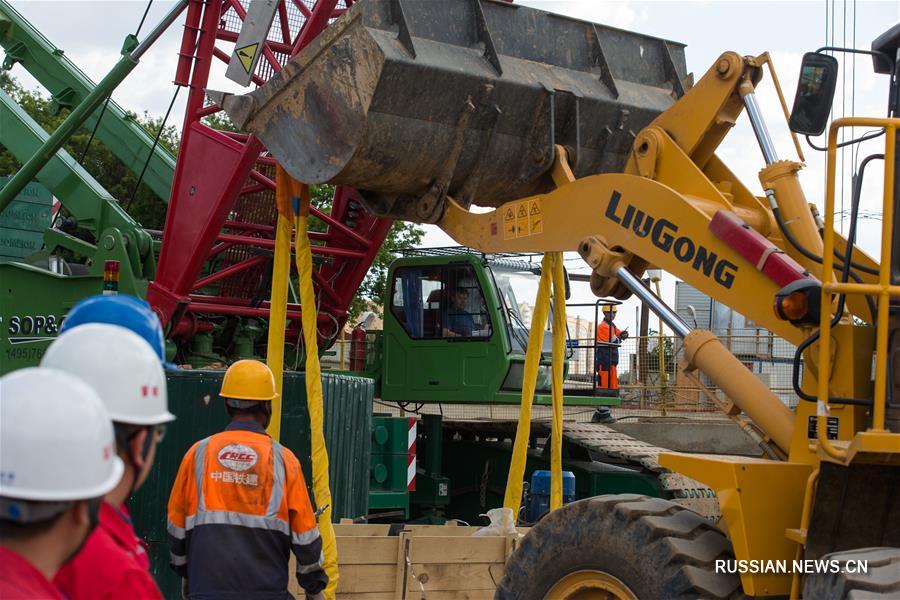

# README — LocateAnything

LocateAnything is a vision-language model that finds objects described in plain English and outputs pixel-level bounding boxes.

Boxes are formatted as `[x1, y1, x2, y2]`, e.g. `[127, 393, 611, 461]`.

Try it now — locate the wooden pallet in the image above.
[289, 523, 529, 599]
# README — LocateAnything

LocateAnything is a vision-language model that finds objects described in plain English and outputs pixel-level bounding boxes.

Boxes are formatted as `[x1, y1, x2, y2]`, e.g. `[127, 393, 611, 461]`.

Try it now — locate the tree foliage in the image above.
[309, 183, 423, 322]
[0, 77, 423, 318]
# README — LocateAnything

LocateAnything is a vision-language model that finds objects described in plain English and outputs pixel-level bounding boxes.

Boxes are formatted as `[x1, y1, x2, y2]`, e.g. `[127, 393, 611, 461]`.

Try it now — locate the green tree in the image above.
[645, 329, 677, 376]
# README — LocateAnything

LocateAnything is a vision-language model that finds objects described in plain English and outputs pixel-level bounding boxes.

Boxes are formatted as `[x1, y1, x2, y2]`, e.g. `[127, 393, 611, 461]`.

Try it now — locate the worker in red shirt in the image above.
[168, 359, 327, 600]
[595, 304, 628, 395]
[42, 323, 175, 600]
[0, 368, 124, 600]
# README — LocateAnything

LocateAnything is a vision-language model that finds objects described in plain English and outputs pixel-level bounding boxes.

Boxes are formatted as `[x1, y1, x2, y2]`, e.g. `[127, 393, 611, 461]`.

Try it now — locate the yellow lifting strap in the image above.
[267, 167, 339, 599]
[265, 165, 296, 441]
[294, 196, 340, 600]
[549, 252, 566, 511]
[502, 252, 567, 513]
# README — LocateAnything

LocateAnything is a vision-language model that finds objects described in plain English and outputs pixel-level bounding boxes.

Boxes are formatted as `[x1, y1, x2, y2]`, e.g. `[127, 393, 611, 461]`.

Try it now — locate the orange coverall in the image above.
[596, 320, 623, 390]
[167, 421, 326, 599]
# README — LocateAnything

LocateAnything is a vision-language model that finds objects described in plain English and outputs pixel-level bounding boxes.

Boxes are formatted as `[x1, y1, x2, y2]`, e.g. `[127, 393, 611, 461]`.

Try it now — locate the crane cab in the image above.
[372, 251, 618, 407]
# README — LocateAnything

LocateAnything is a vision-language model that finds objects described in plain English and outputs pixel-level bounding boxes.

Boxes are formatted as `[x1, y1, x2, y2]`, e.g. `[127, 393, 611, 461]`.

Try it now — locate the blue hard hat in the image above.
[60, 294, 176, 370]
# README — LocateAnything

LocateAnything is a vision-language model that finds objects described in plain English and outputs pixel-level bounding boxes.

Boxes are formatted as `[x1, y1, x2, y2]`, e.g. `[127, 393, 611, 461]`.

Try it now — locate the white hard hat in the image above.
[0, 368, 124, 501]
[42, 323, 175, 426]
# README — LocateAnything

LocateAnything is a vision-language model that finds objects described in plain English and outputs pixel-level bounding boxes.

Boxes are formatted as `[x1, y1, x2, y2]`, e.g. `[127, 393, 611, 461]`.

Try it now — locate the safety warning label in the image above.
[502, 198, 543, 240]
[234, 43, 259, 74]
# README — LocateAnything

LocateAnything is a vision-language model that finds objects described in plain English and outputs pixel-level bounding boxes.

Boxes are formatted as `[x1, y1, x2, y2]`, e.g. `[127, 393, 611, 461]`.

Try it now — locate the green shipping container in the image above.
[131, 369, 373, 598]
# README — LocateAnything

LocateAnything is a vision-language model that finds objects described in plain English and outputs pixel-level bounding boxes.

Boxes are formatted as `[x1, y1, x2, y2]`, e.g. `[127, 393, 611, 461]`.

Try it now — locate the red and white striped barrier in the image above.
[407, 417, 417, 492]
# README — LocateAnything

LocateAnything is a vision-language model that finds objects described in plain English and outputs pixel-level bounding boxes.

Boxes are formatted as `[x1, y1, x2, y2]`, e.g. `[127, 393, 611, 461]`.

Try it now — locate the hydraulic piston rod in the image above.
[614, 267, 692, 338]
[742, 89, 779, 165]
[614, 264, 794, 452]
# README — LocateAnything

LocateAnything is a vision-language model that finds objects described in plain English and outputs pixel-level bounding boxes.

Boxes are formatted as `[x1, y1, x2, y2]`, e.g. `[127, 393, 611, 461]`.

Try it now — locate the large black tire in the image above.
[803, 547, 900, 599]
[496, 494, 743, 600]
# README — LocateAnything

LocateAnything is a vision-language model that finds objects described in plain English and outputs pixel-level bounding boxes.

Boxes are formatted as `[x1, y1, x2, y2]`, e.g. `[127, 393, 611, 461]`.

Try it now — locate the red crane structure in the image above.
[146, 0, 392, 348]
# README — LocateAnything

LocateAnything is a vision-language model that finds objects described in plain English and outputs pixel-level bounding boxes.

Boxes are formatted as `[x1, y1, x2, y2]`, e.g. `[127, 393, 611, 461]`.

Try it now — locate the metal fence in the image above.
[323, 331, 799, 419]
[565, 334, 799, 415]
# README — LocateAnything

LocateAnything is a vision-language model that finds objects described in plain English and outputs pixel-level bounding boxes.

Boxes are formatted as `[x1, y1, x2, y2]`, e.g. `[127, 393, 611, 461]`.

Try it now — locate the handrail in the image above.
[818, 116, 899, 459]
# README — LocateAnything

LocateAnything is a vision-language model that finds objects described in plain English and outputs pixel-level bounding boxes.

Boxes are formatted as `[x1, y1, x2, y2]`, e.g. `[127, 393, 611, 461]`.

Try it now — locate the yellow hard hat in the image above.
[220, 360, 278, 402]
[603, 305, 618, 313]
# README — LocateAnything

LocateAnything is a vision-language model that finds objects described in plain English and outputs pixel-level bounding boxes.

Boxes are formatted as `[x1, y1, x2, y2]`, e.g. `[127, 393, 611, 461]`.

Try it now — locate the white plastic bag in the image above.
[472, 507, 517, 536]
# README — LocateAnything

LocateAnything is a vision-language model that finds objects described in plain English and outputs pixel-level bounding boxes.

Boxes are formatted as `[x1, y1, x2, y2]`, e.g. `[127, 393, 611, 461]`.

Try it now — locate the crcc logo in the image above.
[217, 444, 258, 471]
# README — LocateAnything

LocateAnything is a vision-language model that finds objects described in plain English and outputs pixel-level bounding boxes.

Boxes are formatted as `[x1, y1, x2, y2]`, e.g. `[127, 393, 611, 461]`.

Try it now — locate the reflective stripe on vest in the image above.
[297, 551, 324, 574]
[193, 438, 209, 513]
[167, 520, 185, 540]
[184, 436, 297, 537]
[292, 527, 320, 546]
[267, 441, 286, 517]
[186, 510, 291, 535]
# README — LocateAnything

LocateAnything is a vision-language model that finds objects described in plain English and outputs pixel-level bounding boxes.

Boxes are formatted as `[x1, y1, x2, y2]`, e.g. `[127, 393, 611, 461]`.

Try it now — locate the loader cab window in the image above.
[390, 265, 492, 339]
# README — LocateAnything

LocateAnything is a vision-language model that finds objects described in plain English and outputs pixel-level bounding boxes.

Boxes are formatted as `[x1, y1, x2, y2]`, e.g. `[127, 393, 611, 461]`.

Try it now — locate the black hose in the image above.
[773, 204, 877, 321]
[804, 129, 884, 152]
[793, 153, 883, 406]
[772, 204, 879, 276]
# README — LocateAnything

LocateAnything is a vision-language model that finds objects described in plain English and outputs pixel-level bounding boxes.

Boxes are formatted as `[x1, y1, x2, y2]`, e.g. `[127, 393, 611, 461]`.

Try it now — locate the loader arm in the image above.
[441, 51, 879, 331]
[436, 50, 891, 465]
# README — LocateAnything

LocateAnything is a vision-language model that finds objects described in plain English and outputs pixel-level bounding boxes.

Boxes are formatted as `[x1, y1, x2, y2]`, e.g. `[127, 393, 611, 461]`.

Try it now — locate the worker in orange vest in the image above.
[595, 305, 628, 396]
[167, 360, 327, 600]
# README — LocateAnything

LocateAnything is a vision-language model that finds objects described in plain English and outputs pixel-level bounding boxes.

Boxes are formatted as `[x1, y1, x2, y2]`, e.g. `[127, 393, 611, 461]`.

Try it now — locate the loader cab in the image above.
[379, 253, 617, 406]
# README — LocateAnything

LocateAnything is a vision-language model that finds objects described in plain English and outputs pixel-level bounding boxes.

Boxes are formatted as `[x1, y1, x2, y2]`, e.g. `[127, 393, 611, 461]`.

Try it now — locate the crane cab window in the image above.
[390, 265, 492, 339]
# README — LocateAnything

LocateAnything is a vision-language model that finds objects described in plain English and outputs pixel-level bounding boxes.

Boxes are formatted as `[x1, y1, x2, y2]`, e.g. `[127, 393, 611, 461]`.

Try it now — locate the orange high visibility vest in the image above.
[167, 421, 326, 598]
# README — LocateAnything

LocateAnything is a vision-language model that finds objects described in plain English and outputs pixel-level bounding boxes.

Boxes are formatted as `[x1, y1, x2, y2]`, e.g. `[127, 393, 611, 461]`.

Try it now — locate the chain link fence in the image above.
[566, 333, 798, 416]
[323, 330, 799, 421]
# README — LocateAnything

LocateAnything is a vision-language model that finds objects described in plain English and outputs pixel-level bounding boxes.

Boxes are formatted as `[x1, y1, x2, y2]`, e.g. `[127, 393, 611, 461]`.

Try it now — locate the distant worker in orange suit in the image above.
[595, 305, 628, 396]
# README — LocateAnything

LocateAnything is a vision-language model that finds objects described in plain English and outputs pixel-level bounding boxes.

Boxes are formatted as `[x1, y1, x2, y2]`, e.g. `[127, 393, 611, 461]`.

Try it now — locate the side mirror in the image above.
[789, 52, 839, 135]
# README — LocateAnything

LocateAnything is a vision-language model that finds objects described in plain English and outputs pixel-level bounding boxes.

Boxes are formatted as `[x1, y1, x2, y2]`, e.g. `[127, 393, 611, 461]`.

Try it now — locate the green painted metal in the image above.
[371, 416, 409, 454]
[420, 414, 443, 476]
[410, 415, 450, 507]
[0, 0, 176, 203]
[0, 176, 50, 260]
[0, 50, 140, 213]
[369, 415, 412, 516]
[410, 473, 450, 507]
[0, 262, 101, 373]
[0, 90, 155, 288]
[0, 226, 42, 258]
[370, 453, 408, 491]
[131, 369, 373, 598]
[380, 254, 618, 406]
[0, 89, 150, 254]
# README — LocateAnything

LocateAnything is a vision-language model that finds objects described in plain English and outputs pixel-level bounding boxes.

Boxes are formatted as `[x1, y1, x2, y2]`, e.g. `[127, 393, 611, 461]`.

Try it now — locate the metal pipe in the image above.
[131, 0, 190, 60]
[614, 264, 794, 452]
[614, 266, 691, 338]
[743, 90, 779, 165]
[0, 0, 189, 213]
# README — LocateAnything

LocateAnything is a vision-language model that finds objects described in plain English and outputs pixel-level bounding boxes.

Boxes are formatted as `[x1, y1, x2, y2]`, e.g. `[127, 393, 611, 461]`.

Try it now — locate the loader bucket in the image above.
[219, 0, 688, 222]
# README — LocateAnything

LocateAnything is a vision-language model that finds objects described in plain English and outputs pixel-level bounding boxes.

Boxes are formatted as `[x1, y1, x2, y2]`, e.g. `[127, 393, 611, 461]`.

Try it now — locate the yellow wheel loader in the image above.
[215, 2, 900, 596]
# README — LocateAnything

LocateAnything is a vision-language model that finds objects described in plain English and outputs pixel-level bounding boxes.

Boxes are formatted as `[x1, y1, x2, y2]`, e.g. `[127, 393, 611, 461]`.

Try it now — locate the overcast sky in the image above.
[3, 0, 898, 332]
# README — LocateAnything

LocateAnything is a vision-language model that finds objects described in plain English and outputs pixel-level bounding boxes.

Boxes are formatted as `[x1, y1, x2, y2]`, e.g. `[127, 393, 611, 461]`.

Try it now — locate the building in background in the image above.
[674, 282, 797, 407]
